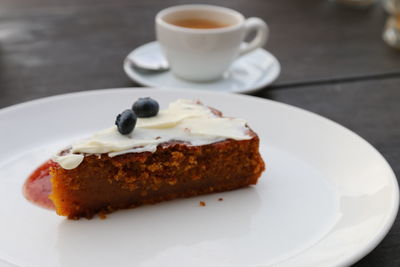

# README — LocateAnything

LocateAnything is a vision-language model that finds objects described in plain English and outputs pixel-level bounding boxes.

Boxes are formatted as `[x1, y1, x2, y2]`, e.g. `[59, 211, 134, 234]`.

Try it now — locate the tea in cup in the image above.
[156, 5, 269, 82]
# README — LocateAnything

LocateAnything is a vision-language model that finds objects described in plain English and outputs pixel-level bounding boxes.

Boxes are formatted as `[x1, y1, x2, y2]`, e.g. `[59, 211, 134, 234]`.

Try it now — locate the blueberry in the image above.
[132, 97, 159, 118]
[115, 109, 137, 135]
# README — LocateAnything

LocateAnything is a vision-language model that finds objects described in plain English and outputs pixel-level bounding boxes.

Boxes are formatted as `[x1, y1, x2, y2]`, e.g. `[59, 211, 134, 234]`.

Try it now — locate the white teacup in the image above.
[156, 4, 269, 82]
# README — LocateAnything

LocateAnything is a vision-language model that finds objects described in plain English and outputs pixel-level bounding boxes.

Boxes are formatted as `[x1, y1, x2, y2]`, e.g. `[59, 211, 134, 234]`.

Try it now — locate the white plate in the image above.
[123, 42, 281, 94]
[0, 88, 398, 267]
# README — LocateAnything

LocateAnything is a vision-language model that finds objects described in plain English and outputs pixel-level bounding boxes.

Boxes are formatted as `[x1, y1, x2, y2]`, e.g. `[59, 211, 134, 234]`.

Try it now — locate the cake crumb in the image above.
[218, 198, 223, 201]
[98, 213, 107, 220]
[199, 201, 206, 207]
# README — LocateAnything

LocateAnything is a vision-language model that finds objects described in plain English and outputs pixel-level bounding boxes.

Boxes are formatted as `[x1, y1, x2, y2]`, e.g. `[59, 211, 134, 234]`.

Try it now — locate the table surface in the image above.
[0, 0, 399, 266]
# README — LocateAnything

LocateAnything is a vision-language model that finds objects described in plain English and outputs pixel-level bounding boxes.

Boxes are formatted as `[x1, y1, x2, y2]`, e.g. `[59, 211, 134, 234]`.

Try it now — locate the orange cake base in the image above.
[50, 135, 265, 219]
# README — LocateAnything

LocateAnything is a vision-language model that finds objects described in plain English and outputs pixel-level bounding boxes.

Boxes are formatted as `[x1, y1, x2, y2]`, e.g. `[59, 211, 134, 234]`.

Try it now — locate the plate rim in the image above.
[123, 41, 281, 94]
[0, 87, 398, 266]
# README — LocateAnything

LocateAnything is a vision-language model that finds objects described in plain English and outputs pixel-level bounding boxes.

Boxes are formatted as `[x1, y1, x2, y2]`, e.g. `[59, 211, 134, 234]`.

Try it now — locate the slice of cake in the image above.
[50, 99, 265, 219]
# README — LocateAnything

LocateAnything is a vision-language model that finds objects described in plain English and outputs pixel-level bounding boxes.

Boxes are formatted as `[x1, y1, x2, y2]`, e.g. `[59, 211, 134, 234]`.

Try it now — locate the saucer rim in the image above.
[123, 41, 281, 94]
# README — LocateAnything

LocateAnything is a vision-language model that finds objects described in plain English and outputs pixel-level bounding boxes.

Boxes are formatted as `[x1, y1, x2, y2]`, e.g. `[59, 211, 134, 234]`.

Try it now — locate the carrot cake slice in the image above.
[50, 98, 265, 219]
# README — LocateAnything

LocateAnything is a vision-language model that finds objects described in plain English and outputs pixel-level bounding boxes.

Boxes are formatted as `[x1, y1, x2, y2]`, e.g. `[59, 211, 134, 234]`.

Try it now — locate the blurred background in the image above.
[1, 0, 400, 105]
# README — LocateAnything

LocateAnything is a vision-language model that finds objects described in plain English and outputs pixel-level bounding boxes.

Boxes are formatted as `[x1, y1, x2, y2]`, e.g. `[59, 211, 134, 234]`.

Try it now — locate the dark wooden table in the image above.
[1, 0, 399, 266]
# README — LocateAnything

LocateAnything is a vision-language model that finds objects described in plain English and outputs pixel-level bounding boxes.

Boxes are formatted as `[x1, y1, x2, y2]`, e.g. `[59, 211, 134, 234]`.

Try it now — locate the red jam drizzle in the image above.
[23, 160, 56, 210]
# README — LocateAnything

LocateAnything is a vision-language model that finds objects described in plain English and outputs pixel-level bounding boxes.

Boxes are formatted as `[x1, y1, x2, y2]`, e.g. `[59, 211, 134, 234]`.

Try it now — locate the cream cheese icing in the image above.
[53, 99, 252, 169]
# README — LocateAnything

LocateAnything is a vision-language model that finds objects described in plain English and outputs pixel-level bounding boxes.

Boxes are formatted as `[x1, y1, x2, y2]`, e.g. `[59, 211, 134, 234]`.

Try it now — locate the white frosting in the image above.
[53, 154, 84, 170]
[53, 99, 252, 169]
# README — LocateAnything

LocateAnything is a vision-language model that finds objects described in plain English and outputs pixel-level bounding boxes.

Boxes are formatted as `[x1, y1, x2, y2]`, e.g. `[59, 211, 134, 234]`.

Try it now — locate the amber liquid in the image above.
[171, 18, 228, 29]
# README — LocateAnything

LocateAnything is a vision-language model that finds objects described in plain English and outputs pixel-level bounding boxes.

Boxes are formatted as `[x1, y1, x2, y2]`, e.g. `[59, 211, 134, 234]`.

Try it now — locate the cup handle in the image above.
[239, 17, 269, 56]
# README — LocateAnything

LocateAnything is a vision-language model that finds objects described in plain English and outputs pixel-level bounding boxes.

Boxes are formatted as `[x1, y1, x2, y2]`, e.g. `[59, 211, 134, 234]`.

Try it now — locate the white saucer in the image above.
[123, 41, 281, 94]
